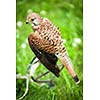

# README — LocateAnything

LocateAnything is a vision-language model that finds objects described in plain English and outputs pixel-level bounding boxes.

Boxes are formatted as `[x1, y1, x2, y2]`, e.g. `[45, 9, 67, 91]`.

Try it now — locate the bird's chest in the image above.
[38, 24, 60, 43]
[32, 24, 63, 54]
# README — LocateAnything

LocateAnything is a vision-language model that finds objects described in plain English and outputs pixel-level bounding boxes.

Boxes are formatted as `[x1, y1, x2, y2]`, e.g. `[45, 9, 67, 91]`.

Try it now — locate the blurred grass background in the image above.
[16, 0, 83, 100]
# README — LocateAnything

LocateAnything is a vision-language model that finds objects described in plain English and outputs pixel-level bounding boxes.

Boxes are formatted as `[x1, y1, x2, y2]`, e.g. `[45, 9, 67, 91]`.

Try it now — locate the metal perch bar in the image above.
[16, 57, 40, 100]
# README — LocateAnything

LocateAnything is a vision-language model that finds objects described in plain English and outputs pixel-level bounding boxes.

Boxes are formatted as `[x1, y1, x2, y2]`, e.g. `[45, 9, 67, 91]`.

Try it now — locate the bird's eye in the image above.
[31, 18, 34, 21]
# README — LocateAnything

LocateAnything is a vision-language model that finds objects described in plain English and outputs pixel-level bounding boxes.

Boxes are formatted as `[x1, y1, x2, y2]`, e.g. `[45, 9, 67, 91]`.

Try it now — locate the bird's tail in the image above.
[59, 54, 80, 84]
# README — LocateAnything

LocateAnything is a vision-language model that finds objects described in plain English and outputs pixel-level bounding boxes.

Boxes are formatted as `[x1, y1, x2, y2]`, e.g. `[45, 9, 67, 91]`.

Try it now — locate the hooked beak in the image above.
[26, 20, 29, 24]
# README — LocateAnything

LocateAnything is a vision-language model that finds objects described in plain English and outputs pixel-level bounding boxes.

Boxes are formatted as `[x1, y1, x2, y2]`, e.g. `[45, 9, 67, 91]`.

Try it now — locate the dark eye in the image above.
[31, 18, 34, 21]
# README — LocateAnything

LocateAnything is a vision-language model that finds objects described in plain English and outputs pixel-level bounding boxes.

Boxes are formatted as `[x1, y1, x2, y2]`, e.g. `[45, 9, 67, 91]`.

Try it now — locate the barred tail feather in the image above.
[59, 54, 80, 84]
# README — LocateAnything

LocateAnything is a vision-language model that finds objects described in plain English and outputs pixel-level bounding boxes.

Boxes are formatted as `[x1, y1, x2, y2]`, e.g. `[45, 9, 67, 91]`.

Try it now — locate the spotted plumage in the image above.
[26, 12, 80, 84]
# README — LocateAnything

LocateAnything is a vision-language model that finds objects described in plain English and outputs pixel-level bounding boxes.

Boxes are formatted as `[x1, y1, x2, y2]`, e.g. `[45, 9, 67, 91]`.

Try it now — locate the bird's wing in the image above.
[28, 31, 58, 54]
[28, 32, 60, 77]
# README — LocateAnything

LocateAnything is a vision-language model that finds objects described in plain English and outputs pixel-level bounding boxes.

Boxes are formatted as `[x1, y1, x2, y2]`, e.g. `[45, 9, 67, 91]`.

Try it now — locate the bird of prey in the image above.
[26, 12, 80, 84]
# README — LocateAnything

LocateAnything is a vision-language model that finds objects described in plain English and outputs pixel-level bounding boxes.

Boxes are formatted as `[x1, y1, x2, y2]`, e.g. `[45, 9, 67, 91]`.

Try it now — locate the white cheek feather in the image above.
[33, 19, 38, 25]
[31, 19, 38, 27]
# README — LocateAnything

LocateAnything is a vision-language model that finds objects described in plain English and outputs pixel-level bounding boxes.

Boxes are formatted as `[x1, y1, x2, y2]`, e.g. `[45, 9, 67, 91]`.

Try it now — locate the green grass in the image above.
[16, 0, 83, 100]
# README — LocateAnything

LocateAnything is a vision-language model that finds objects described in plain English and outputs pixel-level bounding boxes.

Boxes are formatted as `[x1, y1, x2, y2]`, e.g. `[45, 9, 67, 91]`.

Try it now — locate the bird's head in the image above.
[26, 12, 43, 30]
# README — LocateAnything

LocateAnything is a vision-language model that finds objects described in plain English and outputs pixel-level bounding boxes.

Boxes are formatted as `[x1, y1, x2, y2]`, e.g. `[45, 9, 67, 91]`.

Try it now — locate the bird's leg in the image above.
[35, 70, 50, 80]
[30, 64, 64, 87]
[31, 70, 53, 83]
[30, 68, 55, 87]
[31, 65, 64, 87]
[27, 56, 54, 86]
[28, 57, 64, 85]
[31, 76, 55, 88]
[35, 70, 55, 87]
